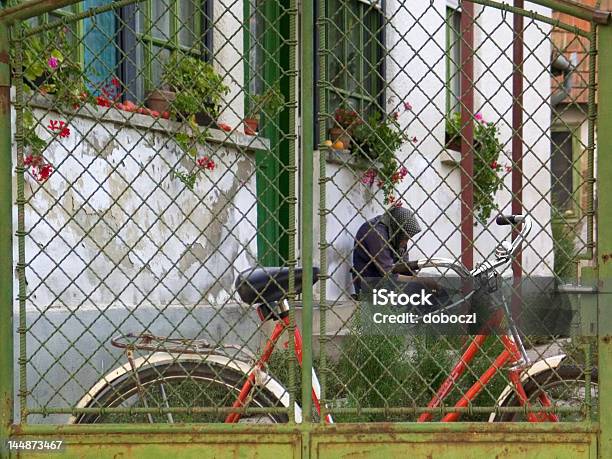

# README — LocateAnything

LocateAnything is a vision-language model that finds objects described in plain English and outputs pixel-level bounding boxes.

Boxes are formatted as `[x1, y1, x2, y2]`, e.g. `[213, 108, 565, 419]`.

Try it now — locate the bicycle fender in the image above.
[68, 352, 302, 423]
[487, 353, 566, 422]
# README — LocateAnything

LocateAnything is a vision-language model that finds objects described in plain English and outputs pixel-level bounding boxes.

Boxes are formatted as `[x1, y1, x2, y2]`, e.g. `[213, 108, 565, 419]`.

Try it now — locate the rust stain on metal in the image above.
[0, 89, 8, 115]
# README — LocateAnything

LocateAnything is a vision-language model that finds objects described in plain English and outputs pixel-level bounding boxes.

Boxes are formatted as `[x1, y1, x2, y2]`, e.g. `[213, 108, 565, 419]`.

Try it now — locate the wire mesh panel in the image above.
[5, 0, 603, 433]
[315, 0, 598, 423]
[11, 0, 300, 424]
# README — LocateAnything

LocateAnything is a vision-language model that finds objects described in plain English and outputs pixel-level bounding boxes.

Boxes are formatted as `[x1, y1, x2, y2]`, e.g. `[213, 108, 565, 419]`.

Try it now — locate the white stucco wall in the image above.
[320, 1, 555, 301]
[13, 102, 266, 313]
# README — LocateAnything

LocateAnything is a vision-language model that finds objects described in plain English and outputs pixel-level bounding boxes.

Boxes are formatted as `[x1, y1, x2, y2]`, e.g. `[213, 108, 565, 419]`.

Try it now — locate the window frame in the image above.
[446, 2, 461, 117]
[550, 123, 584, 220]
[325, 0, 386, 120]
[118, 0, 214, 103]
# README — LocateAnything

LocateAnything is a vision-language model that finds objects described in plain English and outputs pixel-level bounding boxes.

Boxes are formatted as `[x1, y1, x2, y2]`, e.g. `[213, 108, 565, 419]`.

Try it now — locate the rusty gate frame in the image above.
[1, 0, 612, 457]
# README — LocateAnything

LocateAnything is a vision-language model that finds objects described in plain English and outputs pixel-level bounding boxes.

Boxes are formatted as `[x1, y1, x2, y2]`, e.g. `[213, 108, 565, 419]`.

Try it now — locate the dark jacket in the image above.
[352, 217, 398, 294]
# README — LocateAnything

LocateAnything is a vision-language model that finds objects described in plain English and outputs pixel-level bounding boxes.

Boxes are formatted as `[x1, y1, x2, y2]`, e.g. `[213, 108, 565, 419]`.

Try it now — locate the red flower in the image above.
[392, 111, 400, 120]
[111, 77, 120, 87]
[37, 163, 53, 182]
[411, 136, 418, 144]
[490, 161, 498, 169]
[96, 95, 112, 107]
[25, 154, 46, 168]
[399, 166, 408, 178]
[161, 111, 170, 119]
[386, 195, 396, 205]
[403, 101, 412, 111]
[218, 122, 232, 132]
[197, 156, 216, 171]
[48, 120, 70, 138]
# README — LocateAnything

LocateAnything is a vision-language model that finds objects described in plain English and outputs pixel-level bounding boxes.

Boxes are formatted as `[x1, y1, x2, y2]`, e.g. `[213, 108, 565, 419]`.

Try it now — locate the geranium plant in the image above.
[245, 83, 285, 135]
[353, 111, 409, 204]
[21, 28, 95, 110]
[334, 106, 362, 129]
[163, 52, 229, 123]
[446, 112, 507, 222]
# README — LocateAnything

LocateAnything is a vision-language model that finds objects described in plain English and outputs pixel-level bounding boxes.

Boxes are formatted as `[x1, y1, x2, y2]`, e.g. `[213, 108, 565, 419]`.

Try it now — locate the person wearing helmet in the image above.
[351, 206, 422, 294]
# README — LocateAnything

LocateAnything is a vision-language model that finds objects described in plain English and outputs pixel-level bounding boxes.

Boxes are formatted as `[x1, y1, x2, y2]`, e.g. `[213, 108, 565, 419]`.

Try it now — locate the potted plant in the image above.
[329, 106, 362, 150]
[445, 112, 506, 222]
[244, 84, 285, 135]
[147, 52, 229, 127]
[353, 112, 408, 204]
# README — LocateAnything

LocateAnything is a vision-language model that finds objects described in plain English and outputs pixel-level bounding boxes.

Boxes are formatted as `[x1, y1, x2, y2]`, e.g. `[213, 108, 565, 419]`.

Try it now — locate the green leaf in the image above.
[50, 49, 64, 61]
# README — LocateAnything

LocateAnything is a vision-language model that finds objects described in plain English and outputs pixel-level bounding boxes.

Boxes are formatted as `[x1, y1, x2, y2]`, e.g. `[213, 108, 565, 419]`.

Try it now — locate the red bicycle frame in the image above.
[226, 308, 557, 424]
[226, 314, 331, 423]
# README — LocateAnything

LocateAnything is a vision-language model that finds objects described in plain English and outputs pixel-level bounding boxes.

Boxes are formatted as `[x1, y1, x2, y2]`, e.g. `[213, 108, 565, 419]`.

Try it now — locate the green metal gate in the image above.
[0, 0, 611, 457]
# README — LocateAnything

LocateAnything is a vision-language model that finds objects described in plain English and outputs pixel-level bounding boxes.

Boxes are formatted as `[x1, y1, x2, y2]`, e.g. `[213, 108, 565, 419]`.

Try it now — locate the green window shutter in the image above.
[83, 0, 117, 91]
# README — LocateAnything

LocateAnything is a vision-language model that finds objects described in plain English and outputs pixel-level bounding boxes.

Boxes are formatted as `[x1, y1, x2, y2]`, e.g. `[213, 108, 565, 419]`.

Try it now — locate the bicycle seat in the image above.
[235, 266, 320, 305]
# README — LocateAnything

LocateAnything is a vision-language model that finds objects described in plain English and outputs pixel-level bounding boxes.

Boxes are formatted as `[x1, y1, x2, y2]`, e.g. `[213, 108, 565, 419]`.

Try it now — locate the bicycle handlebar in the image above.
[496, 214, 524, 226]
[410, 214, 532, 278]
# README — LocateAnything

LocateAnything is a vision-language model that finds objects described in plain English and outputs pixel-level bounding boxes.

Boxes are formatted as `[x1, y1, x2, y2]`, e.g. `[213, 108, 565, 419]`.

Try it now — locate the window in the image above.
[30, 1, 212, 103]
[326, 0, 385, 118]
[120, 0, 213, 102]
[446, 2, 461, 115]
[550, 130, 577, 214]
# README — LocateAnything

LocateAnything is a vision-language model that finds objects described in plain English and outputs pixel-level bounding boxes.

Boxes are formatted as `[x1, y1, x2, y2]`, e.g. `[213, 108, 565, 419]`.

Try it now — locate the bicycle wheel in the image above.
[494, 365, 598, 422]
[74, 361, 289, 424]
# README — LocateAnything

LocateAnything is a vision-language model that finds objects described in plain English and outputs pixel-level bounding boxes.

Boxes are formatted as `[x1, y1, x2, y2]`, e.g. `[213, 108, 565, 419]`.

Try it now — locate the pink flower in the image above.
[47, 57, 59, 69]
[361, 169, 377, 186]
[403, 101, 412, 111]
[411, 136, 418, 144]
[475, 113, 484, 123]
[505, 165, 513, 173]
[399, 166, 408, 178]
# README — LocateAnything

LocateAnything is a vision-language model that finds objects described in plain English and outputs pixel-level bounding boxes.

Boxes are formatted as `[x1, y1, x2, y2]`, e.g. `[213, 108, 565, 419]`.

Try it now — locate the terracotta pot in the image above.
[329, 127, 352, 149]
[145, 89, 176, 114]
[244, 118, 259, 135]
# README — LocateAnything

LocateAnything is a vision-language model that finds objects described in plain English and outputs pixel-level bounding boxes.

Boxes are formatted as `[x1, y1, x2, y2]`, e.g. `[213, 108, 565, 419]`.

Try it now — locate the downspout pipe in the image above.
[551, 52, 577, 107]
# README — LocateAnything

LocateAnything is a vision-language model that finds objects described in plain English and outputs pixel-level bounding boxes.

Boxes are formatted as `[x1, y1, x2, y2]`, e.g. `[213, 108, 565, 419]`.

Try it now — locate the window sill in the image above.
[440, 147, 461, 166]
[23, 92, 271, 152]
[323, 148, 375, 170]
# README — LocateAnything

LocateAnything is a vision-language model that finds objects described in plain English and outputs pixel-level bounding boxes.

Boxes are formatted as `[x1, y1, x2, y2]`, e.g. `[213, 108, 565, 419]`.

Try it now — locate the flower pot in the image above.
[329, 127, 352, 150]
[244, 118, 259, 136]
[145, 88, 176, 114]
[445, 132, 462, 152]
[194, 110, 218, 128]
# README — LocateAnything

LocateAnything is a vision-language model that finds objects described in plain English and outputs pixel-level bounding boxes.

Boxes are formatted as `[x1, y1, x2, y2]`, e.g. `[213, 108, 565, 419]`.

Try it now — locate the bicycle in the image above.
[69, 214, 598, 424]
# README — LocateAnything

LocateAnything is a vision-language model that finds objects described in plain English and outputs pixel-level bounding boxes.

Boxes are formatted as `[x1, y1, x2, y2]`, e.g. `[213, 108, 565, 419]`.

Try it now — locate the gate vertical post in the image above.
[0, 19, 13, 457]
[597, 19, 612, 459]
[299, 0, 314, 432]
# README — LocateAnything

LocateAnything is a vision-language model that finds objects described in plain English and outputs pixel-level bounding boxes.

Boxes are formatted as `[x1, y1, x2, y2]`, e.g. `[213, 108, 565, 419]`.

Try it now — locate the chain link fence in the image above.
[5, 0, 601, 428]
